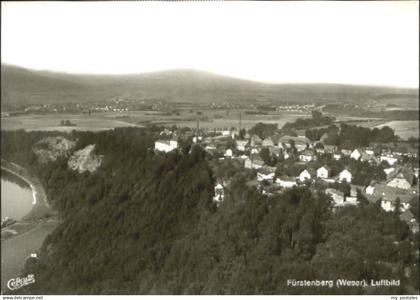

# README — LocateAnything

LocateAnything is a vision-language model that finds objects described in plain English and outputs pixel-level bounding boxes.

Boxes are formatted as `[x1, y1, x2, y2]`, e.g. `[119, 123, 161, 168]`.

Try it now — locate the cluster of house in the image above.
[275, 104, 317, 113]
[153, 128, 419, 233]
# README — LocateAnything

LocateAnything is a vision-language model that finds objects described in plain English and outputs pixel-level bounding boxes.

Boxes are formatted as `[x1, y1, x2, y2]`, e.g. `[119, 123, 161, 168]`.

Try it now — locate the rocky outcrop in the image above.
[33, 136, 76, 164]
[68, 144, 103, 173]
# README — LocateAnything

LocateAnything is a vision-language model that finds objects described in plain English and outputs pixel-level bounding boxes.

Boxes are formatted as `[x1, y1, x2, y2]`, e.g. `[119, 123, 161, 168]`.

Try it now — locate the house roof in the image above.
[249, 154, 263, 162]
[361, 152, 379, 162]
[364, 183, 413, 203]
[271, 135, 280, 145]
[300, 149, 315, 156]
[269, 147, 282, 155]
[279, 135, 310, 145]
[155, 140, 172, 145]
[299, 169, 311, 176]
[262, 137, 274, 144]
[326, 188, 344, 197]
[236, 140, 249, 146]
[340, 169, 352, 175]
[250, 135, 263, 142]
[399, 210, 415, 223]
[277, 176, 297, 182]
[390, 168, 415, 185]
[317, 165, 331, 172]
[320, 132, 328, 140]
[215, 183, 224, 189]
[258, 166, 276, 175]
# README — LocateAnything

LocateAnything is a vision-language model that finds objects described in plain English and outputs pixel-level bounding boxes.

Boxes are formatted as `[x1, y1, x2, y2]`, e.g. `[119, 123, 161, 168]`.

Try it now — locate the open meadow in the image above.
[1, 110, 310, 132]
[375, 120, 419, 140]
[1, 113, 143, 132]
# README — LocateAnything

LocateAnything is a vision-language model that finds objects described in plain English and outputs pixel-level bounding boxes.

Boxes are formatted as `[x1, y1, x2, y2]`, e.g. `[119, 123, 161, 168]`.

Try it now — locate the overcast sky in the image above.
[1, 1, 418, 88]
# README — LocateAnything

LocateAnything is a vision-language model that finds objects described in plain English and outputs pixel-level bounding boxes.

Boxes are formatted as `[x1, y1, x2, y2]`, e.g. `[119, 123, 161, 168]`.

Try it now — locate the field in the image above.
[1, 110, 310, 132]
[1, 114, 143, 132]
[374, 120, 419, 139]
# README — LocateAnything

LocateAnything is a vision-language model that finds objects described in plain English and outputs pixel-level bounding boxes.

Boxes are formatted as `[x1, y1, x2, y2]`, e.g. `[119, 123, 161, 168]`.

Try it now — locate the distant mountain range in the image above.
[1, 64, 418, 108]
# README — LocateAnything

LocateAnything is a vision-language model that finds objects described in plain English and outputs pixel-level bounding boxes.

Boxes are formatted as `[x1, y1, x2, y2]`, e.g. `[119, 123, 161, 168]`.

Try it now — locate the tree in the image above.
[260, 147, 271, 166]
[249, 123, 278, 139]
[239, 128, 246, 139]
[356, 189, 369, 206]
[311, 110, 322, 120]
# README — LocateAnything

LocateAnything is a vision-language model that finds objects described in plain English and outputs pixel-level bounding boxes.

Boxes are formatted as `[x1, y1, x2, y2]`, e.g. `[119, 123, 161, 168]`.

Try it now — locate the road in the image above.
[1, 221, 57, 294]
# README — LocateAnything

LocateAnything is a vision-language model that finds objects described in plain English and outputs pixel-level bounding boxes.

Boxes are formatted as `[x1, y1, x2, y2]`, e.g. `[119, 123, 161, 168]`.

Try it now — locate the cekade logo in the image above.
[7, 274, 35, 290]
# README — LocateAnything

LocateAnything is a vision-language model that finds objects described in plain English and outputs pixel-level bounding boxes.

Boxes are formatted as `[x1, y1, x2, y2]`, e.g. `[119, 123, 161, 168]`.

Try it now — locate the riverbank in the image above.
[1, 160, 59, 293]
[1, 219, 58, 293]
[1, 160, 57, 240]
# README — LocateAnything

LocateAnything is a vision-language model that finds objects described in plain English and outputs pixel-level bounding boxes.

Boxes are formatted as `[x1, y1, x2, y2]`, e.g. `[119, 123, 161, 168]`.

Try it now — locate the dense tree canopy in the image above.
[305, 124, 398, 147]
[1, 128, 417, 295]
[249, 123, 278, 140]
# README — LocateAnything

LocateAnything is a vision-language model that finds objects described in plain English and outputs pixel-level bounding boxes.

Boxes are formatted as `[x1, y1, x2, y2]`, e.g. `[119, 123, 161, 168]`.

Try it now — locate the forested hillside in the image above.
[2, 64, 418, 107]
[1, 128, 418, 294]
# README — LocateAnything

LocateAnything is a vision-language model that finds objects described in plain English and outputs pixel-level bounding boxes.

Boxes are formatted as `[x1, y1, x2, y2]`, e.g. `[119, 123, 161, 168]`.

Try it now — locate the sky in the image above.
[1, 1, 419, 88]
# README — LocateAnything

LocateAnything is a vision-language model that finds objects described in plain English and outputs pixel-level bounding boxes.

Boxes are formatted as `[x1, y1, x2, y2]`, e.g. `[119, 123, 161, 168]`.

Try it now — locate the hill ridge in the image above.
[1, 64, 418, 108]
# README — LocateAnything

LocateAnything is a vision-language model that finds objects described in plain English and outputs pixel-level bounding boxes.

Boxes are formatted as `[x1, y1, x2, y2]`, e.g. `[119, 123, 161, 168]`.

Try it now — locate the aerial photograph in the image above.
[1, 1, 419, 298]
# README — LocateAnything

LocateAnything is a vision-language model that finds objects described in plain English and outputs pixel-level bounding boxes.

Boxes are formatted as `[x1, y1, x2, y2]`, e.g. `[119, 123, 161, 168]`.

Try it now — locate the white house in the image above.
[384, 167, 396, 177]
[365, 183, 375, 195]
[250, 135, 263, 146]
[324, 145, 338, 153]
[350, 149, 362, 160]
[262, 137, 274, 147]
[236, 140, 248, 151]
[387, 176, 412, 190]
[192, 136, 203, 143]
[299, 169, 312, 182]
[244, 156, 264, 170]
[341, 149, 352, 156]
[380, 154, 399, 166]
[366, 149, 375, 155]
[225, 149, 233, 158]
[275, 176, 297, 189]
[278, 135, 309, 152]
[250, 147, 260, 154]
[339, 169, 352, 183]
[299, 150, 316, 162]
[213, 183, 225, 205]
[400, 210, 419, 233]
[381, 198, 411, 213]
[360, 152, 379, 164]
[154, 140, 178, 153]
[413, 168, 419, 178]
[326, 188, 345, 206]
[363, 182, 412, 212]
[295, 142, 308, 152]
[333, 153, 343, 161]
[316, 166, 330, 179]
[257, 167, 276, 182]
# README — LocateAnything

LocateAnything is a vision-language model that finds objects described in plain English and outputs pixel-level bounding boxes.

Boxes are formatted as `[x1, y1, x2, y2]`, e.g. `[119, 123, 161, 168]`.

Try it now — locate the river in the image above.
[1, 177, 34, 220]
[1, 172, 56, 294]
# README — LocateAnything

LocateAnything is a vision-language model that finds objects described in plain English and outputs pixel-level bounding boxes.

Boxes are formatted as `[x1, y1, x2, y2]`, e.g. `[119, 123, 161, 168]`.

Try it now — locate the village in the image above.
[154, 118, 420, 235]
